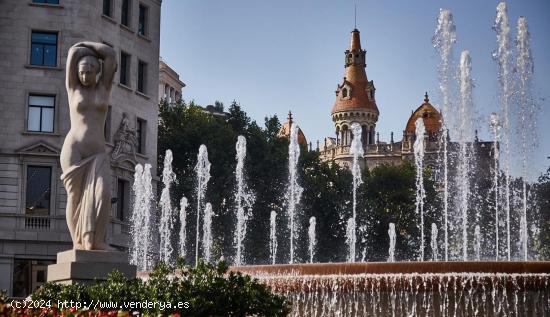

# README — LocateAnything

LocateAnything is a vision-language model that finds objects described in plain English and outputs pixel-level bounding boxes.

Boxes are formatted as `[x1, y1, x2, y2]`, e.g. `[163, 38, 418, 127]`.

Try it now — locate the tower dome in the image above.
[278, 111, 307, 145]
[405, 93, 442, 134]
[331, 29, 379, 115]
[331, 28, 379, 147]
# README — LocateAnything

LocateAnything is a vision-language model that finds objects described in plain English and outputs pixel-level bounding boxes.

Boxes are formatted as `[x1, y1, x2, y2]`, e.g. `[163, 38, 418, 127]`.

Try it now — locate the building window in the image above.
[30, 31, 57, 67]
[138, 4, 148, 36]
[104, 106, 112, 142]
[137, 60, 147, 93]
[28, 95, 55, 133]
[120, 51, 130, 86]
[121, 0, 131, 27]
[25, 166, 52, 216]
[136, 118, 146, 154]
[32, 0, 59, 4]
[103, 0, 113, 17]
[342, 88, 348, 98]
[116, 179, 129, 221]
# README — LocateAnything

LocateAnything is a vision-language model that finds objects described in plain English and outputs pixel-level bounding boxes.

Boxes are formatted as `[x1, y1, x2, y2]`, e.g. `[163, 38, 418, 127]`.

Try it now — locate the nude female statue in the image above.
[60, 42, 117, 250]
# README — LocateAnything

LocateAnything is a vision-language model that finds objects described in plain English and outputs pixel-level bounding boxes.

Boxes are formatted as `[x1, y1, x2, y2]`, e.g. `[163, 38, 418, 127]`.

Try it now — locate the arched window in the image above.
[362, 125, 368, 145]
[369, 126, 375, 145]
[341, 125, 349, 145]
[342, 88, 348, 98]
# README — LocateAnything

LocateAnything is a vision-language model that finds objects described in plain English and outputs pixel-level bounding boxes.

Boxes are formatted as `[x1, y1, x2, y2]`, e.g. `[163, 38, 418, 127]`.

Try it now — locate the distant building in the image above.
[0, 0, 161, 297]
[318, 28, 493, 171]
[159, 57, 185, 104]
[278, 111, 308, 146]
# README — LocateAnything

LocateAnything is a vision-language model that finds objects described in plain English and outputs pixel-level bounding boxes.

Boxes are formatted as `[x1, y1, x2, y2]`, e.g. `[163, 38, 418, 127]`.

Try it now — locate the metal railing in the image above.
[24, 216, 51, 229]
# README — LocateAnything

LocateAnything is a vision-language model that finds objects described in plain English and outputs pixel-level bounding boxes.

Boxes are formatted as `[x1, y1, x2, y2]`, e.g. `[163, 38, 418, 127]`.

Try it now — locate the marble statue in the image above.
[60, 42, 117, 250]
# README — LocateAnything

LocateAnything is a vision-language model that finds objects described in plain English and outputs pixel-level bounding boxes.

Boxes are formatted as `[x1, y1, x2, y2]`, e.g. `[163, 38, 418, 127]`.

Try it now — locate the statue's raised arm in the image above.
[66, 42, 117, 92]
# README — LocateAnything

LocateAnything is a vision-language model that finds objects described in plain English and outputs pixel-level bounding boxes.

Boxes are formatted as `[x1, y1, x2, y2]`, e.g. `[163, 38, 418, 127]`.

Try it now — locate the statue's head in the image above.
[77, 55, 100, 87]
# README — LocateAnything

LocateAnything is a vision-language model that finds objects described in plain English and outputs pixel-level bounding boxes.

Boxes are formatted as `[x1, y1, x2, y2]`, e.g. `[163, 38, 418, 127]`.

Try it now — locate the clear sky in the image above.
[159, 0, 549, 177]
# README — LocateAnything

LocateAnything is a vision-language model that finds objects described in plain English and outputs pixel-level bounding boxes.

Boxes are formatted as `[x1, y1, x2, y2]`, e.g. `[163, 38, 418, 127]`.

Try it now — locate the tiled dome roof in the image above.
[278, 111, 307, 145]
[405, 93, 443, 134]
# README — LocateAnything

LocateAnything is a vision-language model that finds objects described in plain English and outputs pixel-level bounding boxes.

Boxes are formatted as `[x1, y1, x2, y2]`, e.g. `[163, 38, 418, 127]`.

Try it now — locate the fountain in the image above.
[431, 223, 438, 261]
[458, 50, 475, 261]
[474, 225, 481, 261]
[494, 1, 513, 261]
[229, 4, 549, 315]
[159, 150, 176, 265]
[348, 123, 364, 262]
[516, 16, 536, 261]
[388, 223, 396, 262]
[234, 135, 255, 265]
[270, 210, 278, 265]
[490, 112, 501, 260]
[413, 118, 426, 261]
[195, 145, 211, 265]
[286, 124, 303, 264]
[203, 202, 214, 262]
[308, 217, 316, 263]
[130, 164, 153, 271]
[433, 8, 456, 261]
[179, 196, 188, 259]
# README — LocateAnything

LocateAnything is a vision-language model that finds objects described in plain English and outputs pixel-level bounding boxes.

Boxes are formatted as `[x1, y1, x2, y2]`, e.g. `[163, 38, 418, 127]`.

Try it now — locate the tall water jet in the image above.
[179, 196, 188, 260]
[130, 164, 153, 271]
[348, 123, 364, 262]
[286, 124, 303, 264]
[433, 9, 456, 261]
[159, 150, 176, 265]
[414, 118, 426, 261]
[489, 113, 501, 260]
[388, 223, 396, 262]
[431, 223, 439, 261]
[141, 165, 154, 267]
[270, 210, 277, 265]
[234, 135, 255, 265]
[493, 1, 512, 260]
[345, 218, 355, 262]
[130, 164, 144, 268]
[195, 145, 211, 265]
[516, 16, 536, 261]
[474, 225, 481, 261]
[458, 50, 475, 261]
[308, 216, 316, 263]
[203, 202, 214, 263]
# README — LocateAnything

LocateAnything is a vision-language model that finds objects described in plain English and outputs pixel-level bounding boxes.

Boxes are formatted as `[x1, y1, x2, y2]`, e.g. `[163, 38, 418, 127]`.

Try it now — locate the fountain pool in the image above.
[231, 262, 550, 316]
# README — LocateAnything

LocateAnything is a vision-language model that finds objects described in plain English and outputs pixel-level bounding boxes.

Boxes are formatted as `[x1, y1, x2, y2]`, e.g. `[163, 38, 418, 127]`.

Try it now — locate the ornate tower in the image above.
[331, 28, 379, 147]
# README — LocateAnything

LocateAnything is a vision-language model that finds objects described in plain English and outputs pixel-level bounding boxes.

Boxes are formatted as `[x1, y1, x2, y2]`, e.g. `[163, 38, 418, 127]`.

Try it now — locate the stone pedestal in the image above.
[47, 249, 136, 284]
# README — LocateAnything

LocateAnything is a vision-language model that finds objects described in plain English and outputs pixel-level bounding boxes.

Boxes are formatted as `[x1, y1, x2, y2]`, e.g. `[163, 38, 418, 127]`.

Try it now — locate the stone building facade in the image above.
[158, 57, 184, 104]
[0, 0, 161, 297]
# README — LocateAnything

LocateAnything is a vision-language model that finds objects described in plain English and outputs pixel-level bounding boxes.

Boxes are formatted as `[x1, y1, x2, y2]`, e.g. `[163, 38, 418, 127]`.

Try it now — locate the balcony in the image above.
[24, 216, 51, 229]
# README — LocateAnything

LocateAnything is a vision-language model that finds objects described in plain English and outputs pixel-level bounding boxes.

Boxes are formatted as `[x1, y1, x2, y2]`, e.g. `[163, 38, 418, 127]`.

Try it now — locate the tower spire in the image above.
[354, 2, 357, 29]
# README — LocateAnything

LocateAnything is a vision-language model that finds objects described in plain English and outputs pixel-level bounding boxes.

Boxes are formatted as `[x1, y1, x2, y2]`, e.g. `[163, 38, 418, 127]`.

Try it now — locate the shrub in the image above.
[30, 259, 290, 316]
